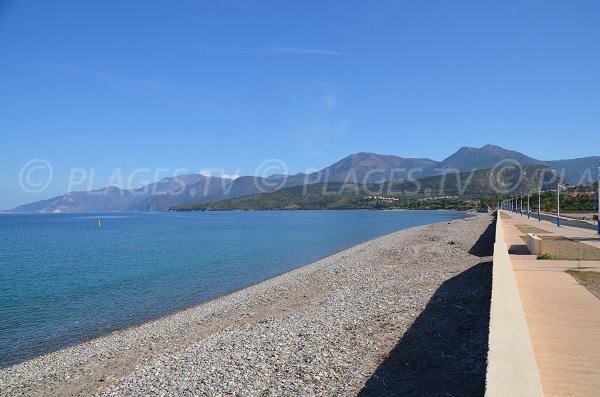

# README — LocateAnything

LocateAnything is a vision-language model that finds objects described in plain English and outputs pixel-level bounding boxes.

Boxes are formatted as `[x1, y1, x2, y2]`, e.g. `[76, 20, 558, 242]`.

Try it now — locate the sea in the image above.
[0, 210, 465, 367]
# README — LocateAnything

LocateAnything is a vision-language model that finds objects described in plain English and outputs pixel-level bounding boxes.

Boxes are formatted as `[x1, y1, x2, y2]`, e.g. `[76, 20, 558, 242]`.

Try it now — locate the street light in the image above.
[538, 189, 542, 222]
[557, 183, 561, 227]
[527, 194, 530, 220]
[521, 195, 523, 215]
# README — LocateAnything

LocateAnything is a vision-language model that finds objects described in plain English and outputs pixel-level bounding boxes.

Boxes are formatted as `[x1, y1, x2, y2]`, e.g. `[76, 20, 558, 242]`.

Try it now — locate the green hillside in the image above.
[171, 165, 559, 211]
[171, 183, 370, 211]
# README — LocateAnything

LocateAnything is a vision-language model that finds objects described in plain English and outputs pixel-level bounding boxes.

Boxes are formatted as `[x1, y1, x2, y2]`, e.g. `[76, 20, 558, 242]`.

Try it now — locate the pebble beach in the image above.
[0, 213, 494, 396]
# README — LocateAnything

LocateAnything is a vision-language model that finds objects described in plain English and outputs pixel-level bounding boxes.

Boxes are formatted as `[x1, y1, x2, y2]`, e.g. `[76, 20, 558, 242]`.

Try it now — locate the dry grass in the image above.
[541, 237, 600, 261]
[566, 270, 600, 299]
[518, 235, 600, 261]
[515, 225, 553, 235]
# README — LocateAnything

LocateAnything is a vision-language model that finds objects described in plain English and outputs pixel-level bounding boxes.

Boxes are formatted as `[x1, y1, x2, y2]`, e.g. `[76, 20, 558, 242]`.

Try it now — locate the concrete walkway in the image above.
[500, 210, 600, 396]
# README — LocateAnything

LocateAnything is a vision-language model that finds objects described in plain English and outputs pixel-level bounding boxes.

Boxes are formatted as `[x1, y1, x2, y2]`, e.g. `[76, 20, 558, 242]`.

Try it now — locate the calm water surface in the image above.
[0, 210, 464, 367]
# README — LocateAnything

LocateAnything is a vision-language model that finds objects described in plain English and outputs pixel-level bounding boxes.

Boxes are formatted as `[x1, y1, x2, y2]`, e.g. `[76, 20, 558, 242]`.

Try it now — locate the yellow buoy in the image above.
[97, 219, 101, 228]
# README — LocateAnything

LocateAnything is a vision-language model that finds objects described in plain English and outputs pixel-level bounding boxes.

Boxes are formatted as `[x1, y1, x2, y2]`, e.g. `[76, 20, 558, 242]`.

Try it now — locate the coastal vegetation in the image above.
[170, 182, 481, 211]
[171, 165, 566, 211]
[483, 188, 597, 213]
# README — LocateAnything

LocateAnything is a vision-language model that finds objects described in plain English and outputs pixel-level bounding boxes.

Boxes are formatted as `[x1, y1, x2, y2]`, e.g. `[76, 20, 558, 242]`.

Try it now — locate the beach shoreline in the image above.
[0, 213, 493, 396]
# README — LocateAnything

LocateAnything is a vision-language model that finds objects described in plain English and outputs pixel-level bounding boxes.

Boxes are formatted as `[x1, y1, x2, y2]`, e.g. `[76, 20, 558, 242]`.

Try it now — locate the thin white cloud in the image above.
[174, 43, 342, 56]
[46, 62, 187, 107]
[294, 121, 351, 157]
[220, 172, 241, 180]
[252, 46, 342, 56]
[324, 93, 338, 110]
[173, 43, 218, 50]
[50, 62, 151, 94]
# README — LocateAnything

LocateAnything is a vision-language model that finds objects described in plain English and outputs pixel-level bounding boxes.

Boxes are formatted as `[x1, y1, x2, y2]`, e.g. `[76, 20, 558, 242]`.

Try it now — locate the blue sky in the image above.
[1, 0, 599, 208]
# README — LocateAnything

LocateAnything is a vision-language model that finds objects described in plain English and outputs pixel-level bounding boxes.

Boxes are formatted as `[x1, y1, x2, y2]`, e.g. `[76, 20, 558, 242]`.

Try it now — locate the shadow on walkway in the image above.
[358, 261, 492, 397]
[508, 244, 530, 255]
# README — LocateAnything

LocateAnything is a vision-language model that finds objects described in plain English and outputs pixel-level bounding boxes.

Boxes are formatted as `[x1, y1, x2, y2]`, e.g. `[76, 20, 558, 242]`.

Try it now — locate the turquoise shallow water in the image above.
[0, 210, 464, 367]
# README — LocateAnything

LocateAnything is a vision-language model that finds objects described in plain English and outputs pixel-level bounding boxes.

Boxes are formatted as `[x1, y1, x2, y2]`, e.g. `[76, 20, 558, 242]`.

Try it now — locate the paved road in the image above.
[506, 210, 598, 232]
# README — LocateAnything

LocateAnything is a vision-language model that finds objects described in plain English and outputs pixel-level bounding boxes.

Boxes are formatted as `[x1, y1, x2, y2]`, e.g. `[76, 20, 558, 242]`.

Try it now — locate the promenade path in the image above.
[500, 210, 600, 396]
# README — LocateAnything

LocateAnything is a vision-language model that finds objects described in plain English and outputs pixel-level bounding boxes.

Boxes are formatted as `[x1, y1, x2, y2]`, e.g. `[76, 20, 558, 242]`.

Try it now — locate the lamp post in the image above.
[527, 194, 530, 219]
[538, 189, 542, 222]
[557, 183, 561, 227]
[520, 195, 523, 215]
[597, 167, 599, 235]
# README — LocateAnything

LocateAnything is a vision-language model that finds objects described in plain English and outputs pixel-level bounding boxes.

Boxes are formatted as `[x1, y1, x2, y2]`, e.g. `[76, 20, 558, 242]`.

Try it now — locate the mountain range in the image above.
[172, 165, 558, 212]
[10, 144, 599, 212]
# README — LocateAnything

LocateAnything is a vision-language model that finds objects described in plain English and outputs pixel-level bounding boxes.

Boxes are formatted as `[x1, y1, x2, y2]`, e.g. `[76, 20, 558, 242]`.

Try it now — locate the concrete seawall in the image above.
[485, 211, 544, 396]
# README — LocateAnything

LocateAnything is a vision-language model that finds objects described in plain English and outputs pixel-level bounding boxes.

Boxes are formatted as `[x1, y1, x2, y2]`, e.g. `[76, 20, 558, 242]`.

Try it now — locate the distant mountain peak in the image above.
[10, 145, 596, 212]
[481, 143, 502, 149]
[436, 144, 544, 172]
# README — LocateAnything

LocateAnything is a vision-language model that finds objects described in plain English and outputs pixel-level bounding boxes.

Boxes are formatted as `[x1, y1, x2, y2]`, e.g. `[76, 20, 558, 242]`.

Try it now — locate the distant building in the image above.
[572, 191, 594, 199]
[363, 196, 399, 202]
[418, 195, 458, 202]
